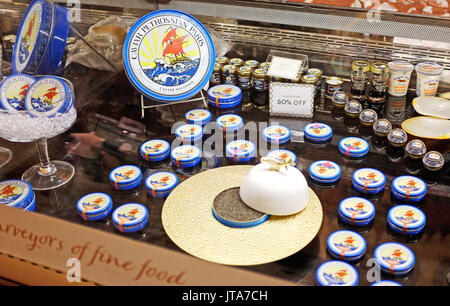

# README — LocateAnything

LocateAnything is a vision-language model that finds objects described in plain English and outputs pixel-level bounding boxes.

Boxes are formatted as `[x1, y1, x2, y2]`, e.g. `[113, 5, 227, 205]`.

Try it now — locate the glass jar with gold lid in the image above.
[216, 56, 229, 65]
[221, 64, 237, 85]
[351, 60, 370, 102]
[229, 58, 244, 68]
[237, 65, 253, 89]
[210, 62, 222, 86]
[245, 60, 259, 69]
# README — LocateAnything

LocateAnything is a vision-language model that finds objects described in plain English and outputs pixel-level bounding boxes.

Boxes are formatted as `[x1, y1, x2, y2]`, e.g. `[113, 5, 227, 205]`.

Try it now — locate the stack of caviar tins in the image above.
[112, 203, 149, 233]
[309, 160, 341, 184]
[0, 180, 36, 211]
[388, 205, 426, 236]
[327, 230, 366, 261]
[0, 74, 36, 111]
[145, 171, 178, 198]
[391, 175, 427, 203]
[76, 192, 113, 221]
[338, 197, 375, 227]
[316, 260, 359, 286]
[265, 149, 297, 165]
[262, 125, 291, 145]
[139, 139, 170, 162]
[207, 84, 242, 108]
[374, 242, 415, 275]
[175, 124, 203, 143]
[216, 114, 244, 134]
[226, 140, 256, 162]
[339, 137, 369, 158]
[352, 168, 386, 194]
[185, 109, 212, 126]
[370, 281, 402, 286]
[303, 122, 333, 142]
[171, 145, 202, 168]
[109, 165, 142, 190]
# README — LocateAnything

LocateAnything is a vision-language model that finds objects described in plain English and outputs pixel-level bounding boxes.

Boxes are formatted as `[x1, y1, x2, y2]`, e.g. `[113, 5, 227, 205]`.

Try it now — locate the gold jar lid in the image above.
[216, 56, 229, 65]
[252, 68, 267, 78]
[352, 60, 370, 72]
[230, 58, 243, 67]
[301, 74, 318, 85]
[325, 76, 343, 85]
[213, 62, 222, 72]
[245, 60, 259, 68]
[371, 62, 389, 74]
[307, 68, 323, 78]
[221, 64, 237, 74]
[238, 65, 253, 76]
[260, 62, 271, 69]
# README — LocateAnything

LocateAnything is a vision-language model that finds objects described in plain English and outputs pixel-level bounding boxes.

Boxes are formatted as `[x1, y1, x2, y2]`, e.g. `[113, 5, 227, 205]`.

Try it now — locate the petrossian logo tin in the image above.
[316, 260, 359, 286]
[266, 149, 297, 164]
[392, 175, 426, 202]
[207, 84, 242, 108]
[185, 108, 212, 125]
[327, 230, 366, 261]
[338, 197, 375, 226]
[0, 74, 36, 111]
[309, 160, 341, 184]
[123, 10, 215, 102]
[170, 145, 202, 168]
[339, 137, 369, 157]
[0, 180, 32, 208]
[388, 205, 425, 235]
[304, 123, 332, 142]
[226, 140, 256, 162]
[262, 125, 291, 144]
[216, 114, 243, 132]
[109, 165, 142, 190]
[175, 124, 203, 142]
[374, 242, 415, 275]
[139, 139, 170, 161]
[112, 203, 149, 233]
[145, 171, 178, 197]
[76, 193, 113, 221]
[352, 168, 386, 194]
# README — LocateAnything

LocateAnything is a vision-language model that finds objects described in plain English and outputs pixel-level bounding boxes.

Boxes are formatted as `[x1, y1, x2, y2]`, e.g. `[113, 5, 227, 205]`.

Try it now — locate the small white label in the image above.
[266, 56, 303, 81]
[269, 82, 314, 118]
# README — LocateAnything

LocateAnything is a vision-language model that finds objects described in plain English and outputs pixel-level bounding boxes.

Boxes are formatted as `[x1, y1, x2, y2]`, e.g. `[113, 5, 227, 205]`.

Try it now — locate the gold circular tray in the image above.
[162, 165, 323, 266]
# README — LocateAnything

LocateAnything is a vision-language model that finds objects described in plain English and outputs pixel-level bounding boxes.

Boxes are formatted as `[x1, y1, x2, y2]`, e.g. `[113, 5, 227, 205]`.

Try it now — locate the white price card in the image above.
[269, 82, 315, 118]
[266, 56, 303, 81]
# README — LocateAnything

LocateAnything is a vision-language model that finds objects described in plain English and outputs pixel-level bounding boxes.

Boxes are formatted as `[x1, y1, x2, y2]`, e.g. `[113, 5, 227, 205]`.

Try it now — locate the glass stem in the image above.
[35, 138, 56, 176]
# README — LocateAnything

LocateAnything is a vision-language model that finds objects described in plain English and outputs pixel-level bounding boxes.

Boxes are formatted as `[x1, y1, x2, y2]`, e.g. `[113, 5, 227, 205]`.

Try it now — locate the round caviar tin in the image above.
[123, 10, 215, 102]
[109, 165, 142, 190]
[327, 230, 366, 261]
[266, 149, 297, 165]
[112, 203, 149, 233]
[309, 160, 341, 184]
[145, 171, 178, 198]
[316, 260, 359, 286]
[371, 280, 402, 286]
[262, 125, 291, 144]
[170, 145, 202, 168]
[175, 124, 203, 143]
[338, 197, 375, 226]
[207, 84, 242, 108]
[24, 76, 72, 117]
[388, 205, 426, 236]
[0, 74, 36, 111]
[304, 122, 333, 142]
[352, 168, 386, 194]
[226, 140, 256, 162]
[391, 175, 427, 202]
[76, 192, 113, 221]
[139, 139, 170, 162]
[339, 137, 369, 158]
[216, 114, 244, 133]
[0, 180, 34, 209]
[185, 108, 212, 125]
[374, 242, 415, 275]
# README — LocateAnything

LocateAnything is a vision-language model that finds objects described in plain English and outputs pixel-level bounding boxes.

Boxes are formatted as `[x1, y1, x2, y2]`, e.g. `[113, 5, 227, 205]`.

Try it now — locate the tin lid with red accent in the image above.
[392, 175, 427, 198]
[76, 192, 112, 219]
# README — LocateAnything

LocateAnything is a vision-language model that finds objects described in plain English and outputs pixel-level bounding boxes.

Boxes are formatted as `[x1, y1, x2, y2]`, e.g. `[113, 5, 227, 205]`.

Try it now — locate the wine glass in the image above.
[0, 77, 77, 190]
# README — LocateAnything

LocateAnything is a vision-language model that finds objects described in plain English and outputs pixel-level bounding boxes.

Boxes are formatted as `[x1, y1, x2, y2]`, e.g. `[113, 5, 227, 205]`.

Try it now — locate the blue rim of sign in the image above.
[170, 145, 202, 163]
[352, 168, 386, 189]
[185, 109, 212, 125]
[374, 242, 415, 273]
[388, 205, 426, 231]
[392, 176, 427, 198]
[0, 74, 37, 111]
[175, 124, 203, 141]
[262, 125, 291, 144]
[338, 197, 375, 222]
[316, 260, 359, 286]
[211, 207, 269, 228]
[326, 230, 366, 260]
[145, 171, 178, 192]
[112, 203, 149, 228]
[216, 114, 244, 131]
[226, 140, 256, 159]
[139, 139, 170, 158]
[309, 160, 341, 182]
[304, 123, 333, 141]
[109, 165, 142, 185]
[122, 10, 215, 102]
[76, 192, 113, 217]
[266, 149, 297, 164]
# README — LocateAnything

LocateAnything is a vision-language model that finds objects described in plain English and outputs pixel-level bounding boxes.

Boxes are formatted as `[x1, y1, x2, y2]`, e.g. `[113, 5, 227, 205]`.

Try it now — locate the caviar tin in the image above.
[185, 109, 212, 126]
[211, 205, 269, 229]
[76, 192, 113, 221]
[388, 205, 426, 236]
[338, 197, 375, 226]
[216, 114, 244, 133]
[145, 171, 178, 198]
[13, 0, 69, 75]
[109, 165, 142, 190]
[0, 180, 35, 210]
[139, 139, 170, 162]
[175, 124, 203, 143]
[123, 10, 215, 102]
[352, 168, 386, 194]
[371, 281, 402, 286]
[24, 195, 36, 212]
[339, 137, 369, 158]
[309, 160, 341, 184]
[391, 175, 427, 202]
[304, 123, 333, 142]
[207, 84, 242, 108]
[24, 76, 72, 117]
[316, 260, 359, 286]
[171, 145, 202, 168]
[262, 125, 291, 144]
[266, 149, 297, 165]
[374, 242, 415, 275]
[226, 140, 256, 162]
[327, 230, 366, 261]
[112, 203, 149, 233]
[0, 74, 36, 111]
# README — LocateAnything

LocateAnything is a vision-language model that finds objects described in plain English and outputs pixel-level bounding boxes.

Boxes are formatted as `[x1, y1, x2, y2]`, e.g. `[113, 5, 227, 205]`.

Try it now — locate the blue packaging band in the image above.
[388, 220, 425, 236]
[212, 207, 269, 228]
[338, 211, 374, 226]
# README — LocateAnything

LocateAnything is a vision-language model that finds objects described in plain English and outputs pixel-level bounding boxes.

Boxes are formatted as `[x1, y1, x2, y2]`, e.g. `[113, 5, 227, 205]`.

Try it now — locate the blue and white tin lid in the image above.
[392, 175, 427, 201]
[327, 230, 366, 261]
[371, 280, 402, 286]
[0, 74, 36, 111]
[0, 180, 33, 207]
[388, 205, 426, 232]
[24, 76, 72, 117]
[309, 160, 341, 183]
[109, 165, 142, 188]
[316, 260, 359, 286]
[216, 114, 244, 132]
[226, 140, 256, 160]
[185, 109, 212, 125]
[76, 192, 113, 221]
[140, 139, 170, 160]
[171, 145, 202, 164]
[339, 137, 369, 157]
[145, 171, 178, 196]
[262, 125, 291, 144]
[123, 10, 215, 102]
[207, 84, 242, 107]
[304, 123, 333, 141]
[175, 124, 203, 142]
[112, 203, 149, 232]
[266, 149, 297, 165]
[352, 168, 386, 192]
[374, 242, 415, 274]
[339, 197, 375, 224]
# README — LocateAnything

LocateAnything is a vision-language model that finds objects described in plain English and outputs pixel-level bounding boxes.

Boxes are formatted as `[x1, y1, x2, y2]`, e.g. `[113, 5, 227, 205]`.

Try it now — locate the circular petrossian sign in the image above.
[123, 10, 215, 102]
